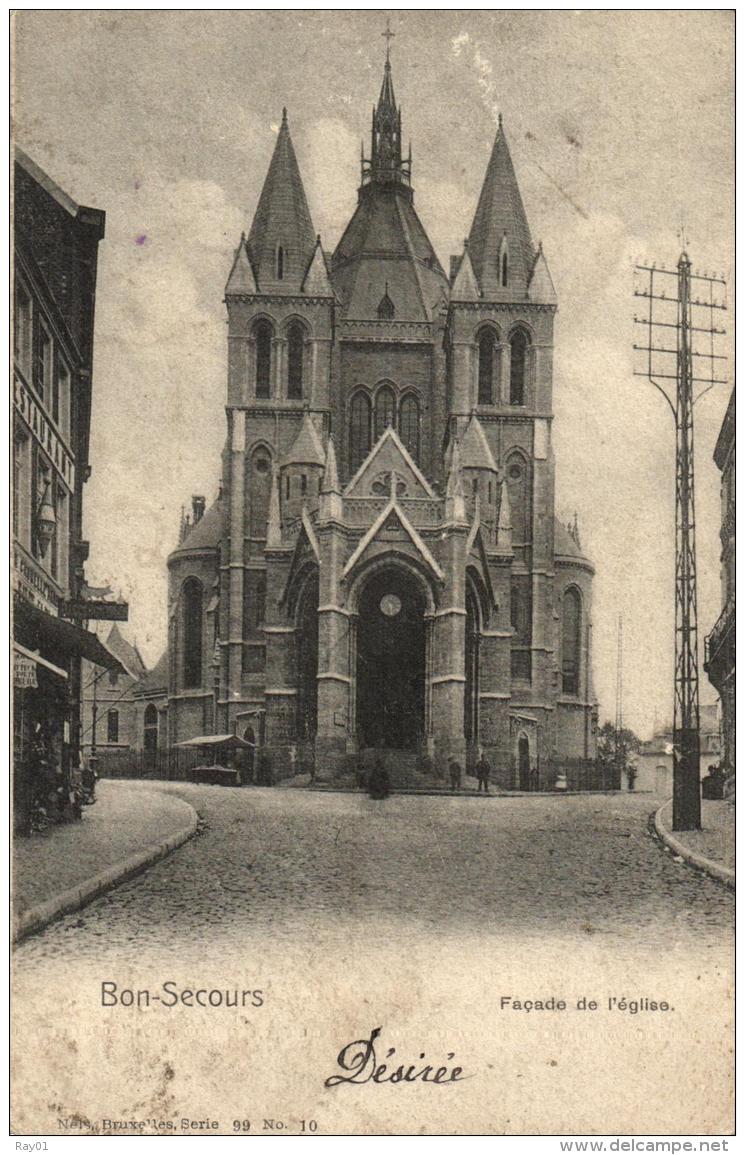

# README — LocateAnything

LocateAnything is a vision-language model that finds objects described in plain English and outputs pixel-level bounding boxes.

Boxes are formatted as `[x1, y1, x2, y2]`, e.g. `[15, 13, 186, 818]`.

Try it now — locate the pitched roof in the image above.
[468, 118, 535, 300]
[302, 236, 334, 295]
[246, 109, 317, 294]
[331, 188, 448, 321]
[554, 517, 587, 560]
[103, 624, 147, 680]
[280, 411, 325, 466]
[225, 234, 258, 295]
[169, 497, 224, 560]
[450, 244, 481, 300]
[137, 649, 168, 694]
[460, 415, 498, 472]
[527, 243, 557, 306]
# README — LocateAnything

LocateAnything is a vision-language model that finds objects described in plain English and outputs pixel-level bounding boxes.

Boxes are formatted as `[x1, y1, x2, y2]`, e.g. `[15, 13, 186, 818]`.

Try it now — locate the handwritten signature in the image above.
[324, 1027, 469, 1087]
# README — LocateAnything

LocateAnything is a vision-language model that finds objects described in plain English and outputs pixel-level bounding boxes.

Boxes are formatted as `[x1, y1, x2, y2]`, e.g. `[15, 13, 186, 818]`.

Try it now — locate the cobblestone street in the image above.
[15, 784, 733, 967]
[12, 785, 734, 1135]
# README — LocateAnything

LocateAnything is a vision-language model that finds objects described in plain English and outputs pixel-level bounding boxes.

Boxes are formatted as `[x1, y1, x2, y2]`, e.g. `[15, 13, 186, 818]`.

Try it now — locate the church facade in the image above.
[166, 51, 598, 785]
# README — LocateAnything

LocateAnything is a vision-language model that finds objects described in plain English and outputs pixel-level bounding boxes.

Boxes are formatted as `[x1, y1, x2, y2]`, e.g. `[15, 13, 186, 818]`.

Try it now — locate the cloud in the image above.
[83, 175, 244, 661]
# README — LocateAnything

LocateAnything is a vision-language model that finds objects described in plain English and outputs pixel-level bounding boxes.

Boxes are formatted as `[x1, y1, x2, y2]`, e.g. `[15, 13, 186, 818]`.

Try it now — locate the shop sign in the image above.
[13, 376, 75, 489]
[14, 655, 38, 688]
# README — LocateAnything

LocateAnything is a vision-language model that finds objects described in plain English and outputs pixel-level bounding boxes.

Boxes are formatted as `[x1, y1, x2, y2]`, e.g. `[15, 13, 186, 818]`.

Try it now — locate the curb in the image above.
[287, 784, 623, 798]
[654, 800, 735, 890]
[12, 796, 199, 943]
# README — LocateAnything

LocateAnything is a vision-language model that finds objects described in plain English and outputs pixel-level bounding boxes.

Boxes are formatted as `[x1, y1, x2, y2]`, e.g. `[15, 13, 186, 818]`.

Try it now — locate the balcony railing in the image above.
[705, 598, 735, 670]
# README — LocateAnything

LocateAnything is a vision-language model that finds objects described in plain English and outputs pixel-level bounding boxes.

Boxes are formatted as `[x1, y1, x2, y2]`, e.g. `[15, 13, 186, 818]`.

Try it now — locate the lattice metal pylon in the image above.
[634, 250, 727, 831]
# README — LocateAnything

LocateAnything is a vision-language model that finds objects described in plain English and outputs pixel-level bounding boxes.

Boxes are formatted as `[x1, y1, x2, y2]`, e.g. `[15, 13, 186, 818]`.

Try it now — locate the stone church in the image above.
[166, 48, 598, 785]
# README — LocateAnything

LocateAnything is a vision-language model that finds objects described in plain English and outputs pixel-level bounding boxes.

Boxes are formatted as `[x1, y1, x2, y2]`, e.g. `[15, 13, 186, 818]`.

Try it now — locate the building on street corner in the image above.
[166, 42, 598, 785]
[13, 149, 124, 831]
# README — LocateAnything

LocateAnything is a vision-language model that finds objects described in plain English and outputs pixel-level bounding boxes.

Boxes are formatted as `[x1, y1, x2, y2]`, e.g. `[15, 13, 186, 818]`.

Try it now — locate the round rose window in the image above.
[380, 594, 402, 617]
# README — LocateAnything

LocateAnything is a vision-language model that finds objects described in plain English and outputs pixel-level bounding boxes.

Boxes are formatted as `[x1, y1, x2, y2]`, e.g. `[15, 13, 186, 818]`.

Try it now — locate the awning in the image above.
[13, 597, 126, 673]
[176, 734, 255, 749]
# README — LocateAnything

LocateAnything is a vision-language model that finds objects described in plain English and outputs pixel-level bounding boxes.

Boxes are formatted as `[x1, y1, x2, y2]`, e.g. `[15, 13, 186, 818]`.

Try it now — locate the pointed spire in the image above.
[527, 240, 558, 305]
[468, 117, 535, 299]
[281, 410, 325, 467]
[179, 505, 189, 544]
[445, 438, 467, 525]
[321, 436, 340, 494]
[451, 241, 481, 300]
[302, 235, 334, 296]
[362, 31, 409, 190]
[246, 110, 317, 293]
[266, 466, 282, 548]
[225, 233, 258, 296]
[460, 414, 498, 472]
[497, 479, 513, 551]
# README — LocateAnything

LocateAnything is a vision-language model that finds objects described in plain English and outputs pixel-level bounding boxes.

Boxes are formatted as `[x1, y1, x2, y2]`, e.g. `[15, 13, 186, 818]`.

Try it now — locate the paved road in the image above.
[15, 785, 733, 968]
[12, 786, 734, 1136]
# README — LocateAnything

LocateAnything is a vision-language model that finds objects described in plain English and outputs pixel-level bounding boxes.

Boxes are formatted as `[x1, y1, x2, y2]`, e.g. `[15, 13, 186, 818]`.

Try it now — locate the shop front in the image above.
[13, 597, 123, 834]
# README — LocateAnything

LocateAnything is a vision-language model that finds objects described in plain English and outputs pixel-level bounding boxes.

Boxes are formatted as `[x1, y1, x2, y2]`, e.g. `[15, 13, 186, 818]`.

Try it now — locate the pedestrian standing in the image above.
[368, 758, 391, 800]
[448, 757, 462, 792]
[476, 752, 491, 794]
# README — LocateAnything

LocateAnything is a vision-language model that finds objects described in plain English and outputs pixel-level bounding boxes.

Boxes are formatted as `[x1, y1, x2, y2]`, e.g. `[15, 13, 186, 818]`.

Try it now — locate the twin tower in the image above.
[166, 49, 598, 785]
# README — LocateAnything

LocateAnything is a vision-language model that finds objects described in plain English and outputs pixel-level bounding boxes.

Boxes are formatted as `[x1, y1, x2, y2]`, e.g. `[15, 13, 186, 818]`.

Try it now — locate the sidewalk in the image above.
[655, 798, 735, 888]
[12, 779, 198, 941]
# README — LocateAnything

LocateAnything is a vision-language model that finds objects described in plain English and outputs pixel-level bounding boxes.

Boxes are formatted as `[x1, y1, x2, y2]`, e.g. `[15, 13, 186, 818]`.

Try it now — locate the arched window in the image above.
[255, 574, 266, 629]
[277, 246, 284, 280]
[144, 704, 158, 756]
[510, 329, 528, 405]
[374, 384, 395, 440]
[106, 709, 119, 744]
[562, 587, 582, 696]
[350, 392, 372, 472]
[182, 578, 203, 690]
[506, 453, 531, 546]
[254, 320, 272, 398]
[399, 394, 420, 463]
[287, 322, 304, 400]
[377, 287, 395, 319]
[501, 251, 508, 287]
[478, 329, 496, 405]
[247, 448, 272, 539]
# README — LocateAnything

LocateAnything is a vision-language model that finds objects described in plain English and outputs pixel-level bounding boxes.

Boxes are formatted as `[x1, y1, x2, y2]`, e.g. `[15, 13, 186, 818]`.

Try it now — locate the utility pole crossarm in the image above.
[633, 251, 727, 831]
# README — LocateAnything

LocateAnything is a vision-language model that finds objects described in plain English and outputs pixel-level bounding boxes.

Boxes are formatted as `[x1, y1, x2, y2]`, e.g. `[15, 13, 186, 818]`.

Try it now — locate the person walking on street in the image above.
[476, 752, 491, 794]
[448, 757, 462, 792]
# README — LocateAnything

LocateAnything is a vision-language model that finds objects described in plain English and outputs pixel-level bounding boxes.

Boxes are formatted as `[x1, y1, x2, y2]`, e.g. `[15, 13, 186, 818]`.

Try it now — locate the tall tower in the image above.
[445, 116, 564, 769]
[220, 108, 334, 746]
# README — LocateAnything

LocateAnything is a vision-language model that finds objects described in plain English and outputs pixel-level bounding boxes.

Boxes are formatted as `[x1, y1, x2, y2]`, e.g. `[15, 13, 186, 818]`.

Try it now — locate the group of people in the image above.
[448, 754, 492, 794]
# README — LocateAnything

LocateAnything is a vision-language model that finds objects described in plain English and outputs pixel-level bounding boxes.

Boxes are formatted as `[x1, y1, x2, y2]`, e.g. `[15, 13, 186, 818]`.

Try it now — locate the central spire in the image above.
[360, 25, 411, 193]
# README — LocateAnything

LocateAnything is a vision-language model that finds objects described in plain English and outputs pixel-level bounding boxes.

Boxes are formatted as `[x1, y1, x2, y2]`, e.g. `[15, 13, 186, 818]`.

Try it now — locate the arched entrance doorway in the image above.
[464, 580, 481, 756]
[356, 567, 426, 750]
[296, 574, 319, 741]
[243, 725, 256, 783]
[518, 733, 531, 790]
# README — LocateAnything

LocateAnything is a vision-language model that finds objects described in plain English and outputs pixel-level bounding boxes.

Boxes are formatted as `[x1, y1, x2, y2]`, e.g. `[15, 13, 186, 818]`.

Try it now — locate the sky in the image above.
[13, 10, 734, 739]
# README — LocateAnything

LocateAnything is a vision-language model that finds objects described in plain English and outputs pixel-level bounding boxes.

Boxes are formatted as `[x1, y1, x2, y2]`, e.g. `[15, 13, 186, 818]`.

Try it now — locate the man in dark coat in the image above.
[368, 758, 391, 800]
[476, 752, 491, 794]
[448, 757, 462, 792]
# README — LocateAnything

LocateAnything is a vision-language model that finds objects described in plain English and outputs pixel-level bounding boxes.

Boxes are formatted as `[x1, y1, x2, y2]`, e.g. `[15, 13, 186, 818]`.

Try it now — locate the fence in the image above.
[94, 746, 213, 782]
[553, 758, 622, 792]
[95, 747, 621, 793]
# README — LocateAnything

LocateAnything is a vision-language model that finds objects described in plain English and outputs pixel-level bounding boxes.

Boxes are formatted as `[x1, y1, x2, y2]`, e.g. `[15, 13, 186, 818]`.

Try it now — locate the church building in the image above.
[166, 46, 598, 786]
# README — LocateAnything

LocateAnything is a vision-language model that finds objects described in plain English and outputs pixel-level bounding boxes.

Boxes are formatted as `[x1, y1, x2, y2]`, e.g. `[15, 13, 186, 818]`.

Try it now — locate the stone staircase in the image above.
[346, 748, 445, 791]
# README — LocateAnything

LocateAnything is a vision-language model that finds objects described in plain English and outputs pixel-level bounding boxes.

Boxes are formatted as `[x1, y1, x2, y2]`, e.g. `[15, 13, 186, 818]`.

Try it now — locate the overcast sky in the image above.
[14, 10, 734, 738]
